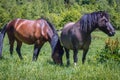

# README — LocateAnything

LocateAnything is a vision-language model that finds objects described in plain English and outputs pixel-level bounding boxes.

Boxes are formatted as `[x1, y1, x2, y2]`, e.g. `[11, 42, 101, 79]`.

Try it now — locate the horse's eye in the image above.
[102, 19, 108, 23]
[105, 20, 108, 22]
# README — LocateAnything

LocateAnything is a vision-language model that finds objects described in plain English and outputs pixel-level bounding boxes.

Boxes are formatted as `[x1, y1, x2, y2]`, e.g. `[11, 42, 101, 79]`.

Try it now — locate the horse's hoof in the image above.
[74, 62, 77, 66]
[32, 58, 37, 61]
[66, 61, 70, 67]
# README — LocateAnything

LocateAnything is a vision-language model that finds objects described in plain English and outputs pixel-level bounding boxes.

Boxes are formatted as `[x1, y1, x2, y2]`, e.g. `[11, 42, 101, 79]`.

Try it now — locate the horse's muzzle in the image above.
[108, 31, 115, 36]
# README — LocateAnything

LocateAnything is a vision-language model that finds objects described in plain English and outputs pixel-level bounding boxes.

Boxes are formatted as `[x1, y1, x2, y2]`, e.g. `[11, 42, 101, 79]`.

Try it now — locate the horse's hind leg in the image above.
[73, 49, 78, 66]
[7, 33, 15, 56]
[16, 40, 23, 59]
[9, 40, 15, 56]
[82, 49, 88, 64]
[65, 48, 70, 65]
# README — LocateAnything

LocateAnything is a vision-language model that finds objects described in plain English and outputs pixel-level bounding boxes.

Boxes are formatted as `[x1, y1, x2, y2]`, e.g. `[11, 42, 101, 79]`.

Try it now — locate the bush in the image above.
[110, 11, 120, 30]
[94, 38, 120, 63]
[0, 0, 120, 30]
[59, 8, 81, 28]
[47, 13, 63, 30]
[0, 8, 10, 27]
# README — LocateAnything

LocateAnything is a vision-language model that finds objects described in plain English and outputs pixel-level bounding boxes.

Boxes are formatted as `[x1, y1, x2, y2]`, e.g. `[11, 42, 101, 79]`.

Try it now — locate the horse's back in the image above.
[61, 22, 75, 34]
[7, 18, 50, 44]
[63, 22, 75, 29]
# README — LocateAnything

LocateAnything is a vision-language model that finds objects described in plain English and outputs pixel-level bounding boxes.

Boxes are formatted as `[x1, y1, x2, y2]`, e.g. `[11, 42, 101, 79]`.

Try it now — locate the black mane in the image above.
[38, 17, 60, 56]
[78, 11, 109, 33]
[38, 17, 58, 35]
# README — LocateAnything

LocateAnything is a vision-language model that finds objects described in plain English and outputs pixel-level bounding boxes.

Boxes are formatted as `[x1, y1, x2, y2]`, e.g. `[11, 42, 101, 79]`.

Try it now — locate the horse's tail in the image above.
[0, 24, 7, 57]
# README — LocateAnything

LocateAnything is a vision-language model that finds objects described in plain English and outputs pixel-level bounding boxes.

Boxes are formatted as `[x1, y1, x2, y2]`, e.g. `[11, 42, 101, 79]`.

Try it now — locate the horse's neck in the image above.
[85, 19, 97, 34]
[89, 25, 97, 34]
[89, 14, 98, 33]
[76, 22, 96, 34]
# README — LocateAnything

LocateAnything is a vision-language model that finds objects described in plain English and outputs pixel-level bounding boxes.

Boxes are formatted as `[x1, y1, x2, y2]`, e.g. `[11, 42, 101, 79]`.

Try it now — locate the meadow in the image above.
[0, 31, 120, 80]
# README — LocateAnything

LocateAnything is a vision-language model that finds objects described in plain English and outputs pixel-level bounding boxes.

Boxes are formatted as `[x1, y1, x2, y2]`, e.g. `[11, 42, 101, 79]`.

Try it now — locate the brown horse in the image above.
[0, 18, 64, 64]
[60, 11, 115, 65]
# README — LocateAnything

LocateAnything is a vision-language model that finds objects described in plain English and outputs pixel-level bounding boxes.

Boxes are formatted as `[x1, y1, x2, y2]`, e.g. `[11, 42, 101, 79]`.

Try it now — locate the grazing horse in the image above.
[60, 11, 115, 65]
[0, 18, 64, 64]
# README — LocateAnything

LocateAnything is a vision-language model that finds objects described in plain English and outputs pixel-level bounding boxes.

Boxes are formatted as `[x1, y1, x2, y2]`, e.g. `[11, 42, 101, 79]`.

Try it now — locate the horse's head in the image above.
[97, 11, 115, 36]
[44, 18, 64, 65]
[52, 40, 64, 65]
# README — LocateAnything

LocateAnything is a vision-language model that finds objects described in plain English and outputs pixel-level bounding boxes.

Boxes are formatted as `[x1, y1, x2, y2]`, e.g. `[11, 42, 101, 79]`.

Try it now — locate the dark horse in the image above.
[0, 18, 64, 64]
[61, 11, 115, 65]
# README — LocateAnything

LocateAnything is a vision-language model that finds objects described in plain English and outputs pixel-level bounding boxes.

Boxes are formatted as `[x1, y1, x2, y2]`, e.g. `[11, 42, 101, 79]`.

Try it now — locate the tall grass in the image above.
[0, 31, 120, 80]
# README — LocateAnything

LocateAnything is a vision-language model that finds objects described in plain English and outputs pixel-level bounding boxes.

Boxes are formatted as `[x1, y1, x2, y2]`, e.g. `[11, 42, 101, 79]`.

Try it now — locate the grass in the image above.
[0, 31, 120, 80]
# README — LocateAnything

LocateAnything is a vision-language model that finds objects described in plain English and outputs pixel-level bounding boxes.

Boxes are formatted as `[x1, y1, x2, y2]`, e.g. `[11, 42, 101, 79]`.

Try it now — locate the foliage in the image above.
[47, 13, 62, 29]
[94, 38, 120, 63]
[59, 8, 81, 28]
[0, 0, 120, 30]
[105, 38, 119, 54]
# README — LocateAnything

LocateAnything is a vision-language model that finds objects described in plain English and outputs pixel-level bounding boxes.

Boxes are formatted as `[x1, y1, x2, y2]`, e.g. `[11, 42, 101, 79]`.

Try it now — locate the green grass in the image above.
[0, 31, 120, 80]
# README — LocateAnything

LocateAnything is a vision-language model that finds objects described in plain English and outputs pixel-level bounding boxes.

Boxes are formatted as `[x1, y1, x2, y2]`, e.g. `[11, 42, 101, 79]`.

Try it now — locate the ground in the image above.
[0, 31, 120, 80]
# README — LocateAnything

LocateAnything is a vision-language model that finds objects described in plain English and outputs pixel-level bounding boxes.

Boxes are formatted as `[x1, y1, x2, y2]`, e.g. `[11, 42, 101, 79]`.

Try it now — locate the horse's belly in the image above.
[61, 36, 76, 49]
[62, 41, 73, 49]
[62, 41, 83, 50]
[15, 33, 35, 44]
[61, 35, 84, 50]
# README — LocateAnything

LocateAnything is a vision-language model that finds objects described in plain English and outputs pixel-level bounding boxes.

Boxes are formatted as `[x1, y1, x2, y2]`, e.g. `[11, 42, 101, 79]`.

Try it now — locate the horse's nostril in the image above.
[112, 32, 115, 36]
[108, 31, 115, 36]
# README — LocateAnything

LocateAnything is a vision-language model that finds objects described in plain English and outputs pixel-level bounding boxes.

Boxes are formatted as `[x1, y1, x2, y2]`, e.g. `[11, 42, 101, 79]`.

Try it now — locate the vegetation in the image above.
[0, 0, 120, 80]
[0, 31, 120, 80]
[94, 38, 120, 63]
[0, 0, 120, 29]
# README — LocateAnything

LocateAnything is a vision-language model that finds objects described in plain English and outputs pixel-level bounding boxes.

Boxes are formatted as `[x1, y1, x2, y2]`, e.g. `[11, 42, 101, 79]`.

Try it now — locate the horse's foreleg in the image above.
[33, 45, 39, 61]
[16, 40, 23, 59]
[73, 49, 78, 66]
[82, 49, 88, 64]
[65, 48, 70, 66]
[32, 44, 43, 61]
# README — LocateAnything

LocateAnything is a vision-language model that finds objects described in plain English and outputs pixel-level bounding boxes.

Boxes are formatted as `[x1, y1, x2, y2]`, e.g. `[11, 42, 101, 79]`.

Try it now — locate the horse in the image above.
[60, 11, 115, 66]
[0, 18, 64, 65]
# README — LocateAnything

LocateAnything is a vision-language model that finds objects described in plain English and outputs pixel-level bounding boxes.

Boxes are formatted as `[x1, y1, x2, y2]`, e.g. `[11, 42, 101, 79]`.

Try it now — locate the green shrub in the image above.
[94, 38, 120, 63]
[0, 8, 10, 27]
[47, 13, 63, 30]
[110, 11, 120, 30]
[0, 0, 120, 30]
[59, 9, 81, 28]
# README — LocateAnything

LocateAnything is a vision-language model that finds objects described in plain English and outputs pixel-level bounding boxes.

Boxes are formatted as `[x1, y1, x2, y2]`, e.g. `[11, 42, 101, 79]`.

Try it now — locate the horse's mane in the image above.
[38, 18, 58, 35]
[38, 17, 59, 54]
[78, 11, 109, 32]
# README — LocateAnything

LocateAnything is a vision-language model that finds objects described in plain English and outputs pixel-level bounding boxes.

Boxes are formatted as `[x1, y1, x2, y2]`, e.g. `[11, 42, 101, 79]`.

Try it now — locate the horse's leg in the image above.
[16, 40, 23, 59]
[65, 48, 70, 65]
[9, 40, 15, 56]
[32, 44, 43, 61]
[82, 49, 88, 64]
[7, 33, 15, 56]
[73, 49, 78, 66]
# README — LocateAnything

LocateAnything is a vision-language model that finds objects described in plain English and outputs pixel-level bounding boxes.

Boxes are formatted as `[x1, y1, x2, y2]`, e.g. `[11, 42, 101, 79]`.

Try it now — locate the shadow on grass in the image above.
[47, 60, 66, 67]
[0, 56, 5, 60]
[47, 60, 73, 68]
